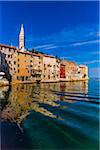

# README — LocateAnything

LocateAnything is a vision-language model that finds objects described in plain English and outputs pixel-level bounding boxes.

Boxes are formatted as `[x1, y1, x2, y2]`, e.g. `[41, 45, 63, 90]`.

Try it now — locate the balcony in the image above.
[31, 69, 42, 75]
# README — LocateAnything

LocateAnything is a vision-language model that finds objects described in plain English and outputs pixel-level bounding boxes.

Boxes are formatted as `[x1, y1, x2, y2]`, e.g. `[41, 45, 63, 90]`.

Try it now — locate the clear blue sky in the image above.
[0, 1, 99, 78]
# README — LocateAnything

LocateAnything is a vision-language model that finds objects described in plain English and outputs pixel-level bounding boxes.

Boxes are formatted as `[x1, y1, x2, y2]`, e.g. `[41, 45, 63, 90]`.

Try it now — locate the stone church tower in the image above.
[19, 24, 25, 50]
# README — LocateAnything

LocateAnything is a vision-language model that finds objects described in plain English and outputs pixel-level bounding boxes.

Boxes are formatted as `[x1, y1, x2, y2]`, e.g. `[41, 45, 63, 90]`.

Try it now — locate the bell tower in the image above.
[19, 24, 25, 50]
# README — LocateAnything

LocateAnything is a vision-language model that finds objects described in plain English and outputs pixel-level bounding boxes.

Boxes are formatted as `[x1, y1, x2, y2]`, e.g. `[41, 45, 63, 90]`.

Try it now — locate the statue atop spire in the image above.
[19, 24, 25, 50]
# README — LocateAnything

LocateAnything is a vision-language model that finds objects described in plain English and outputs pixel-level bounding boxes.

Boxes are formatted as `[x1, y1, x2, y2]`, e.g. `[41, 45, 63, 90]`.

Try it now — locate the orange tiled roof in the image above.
[0, 44, 17, 49]
[61, 60, 78, 66]
[17, 49, 31, 55]
[0, 43, 55, 58]
[66, 60, 77, 65]
[79, 64, 87, 68]
[32, 52, 43, 57]
[43, 54, 55, 58]
[17, 50, 44, 57]
[17, 49, 55, 58]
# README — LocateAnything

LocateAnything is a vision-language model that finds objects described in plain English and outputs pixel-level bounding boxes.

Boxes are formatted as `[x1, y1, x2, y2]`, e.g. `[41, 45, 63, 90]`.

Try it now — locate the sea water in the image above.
[0, 79, 99, 150]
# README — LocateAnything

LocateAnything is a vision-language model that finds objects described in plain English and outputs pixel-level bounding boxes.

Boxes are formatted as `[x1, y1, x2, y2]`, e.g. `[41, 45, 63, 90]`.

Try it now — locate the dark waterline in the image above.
[0, 79, 99, 150]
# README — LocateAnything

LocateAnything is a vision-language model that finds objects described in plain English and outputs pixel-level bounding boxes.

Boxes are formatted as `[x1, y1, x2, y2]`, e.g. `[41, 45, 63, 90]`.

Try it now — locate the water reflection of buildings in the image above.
[1, 81, 88, 124]
[59, 81, 88, 102]
[0, 86, 9, 99]
[0, 86, 10, 111]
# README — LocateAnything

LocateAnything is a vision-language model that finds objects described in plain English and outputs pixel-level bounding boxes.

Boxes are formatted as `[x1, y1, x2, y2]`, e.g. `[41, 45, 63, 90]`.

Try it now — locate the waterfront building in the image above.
[55, 58, 60, 81]
[0, 25, 88, 83]
[0, 44, 17, 82]
[16, 25, 43, 83]
[16, 50, 31, 82]
[60, 60, 78, 81]
[78, 65, 88, 80]
[65, 60, 78, 80]
[42, 54, 60, 82]
[30, 53, 43, 82]
[60, 62, 66, 80]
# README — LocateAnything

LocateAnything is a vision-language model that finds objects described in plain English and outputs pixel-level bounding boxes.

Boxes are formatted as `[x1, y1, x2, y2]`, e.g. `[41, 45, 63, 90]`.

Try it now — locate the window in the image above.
[18, 64, 20, 67]
[57, 65, 59, 68]
[18, 58, 20, 62]
[48, 75, 50, 79]
[48, 64, 51, 67]
[14, 61, 16, 65]
[83, 74, 86, 78]
[18, 69, 20, 73]
[26, 76, 28, 80]
[22, 76, 24, 81]
[17, 76, 20, 80]
[44, 75, 45, 77]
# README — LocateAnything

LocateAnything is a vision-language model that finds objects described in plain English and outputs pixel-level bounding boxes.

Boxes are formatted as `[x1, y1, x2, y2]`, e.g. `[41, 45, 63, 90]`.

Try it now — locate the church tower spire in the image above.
[19, 24, 25, 50]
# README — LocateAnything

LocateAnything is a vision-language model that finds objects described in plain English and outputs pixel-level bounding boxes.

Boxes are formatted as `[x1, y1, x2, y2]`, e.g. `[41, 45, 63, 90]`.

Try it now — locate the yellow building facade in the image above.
[16, 50, 31, 82]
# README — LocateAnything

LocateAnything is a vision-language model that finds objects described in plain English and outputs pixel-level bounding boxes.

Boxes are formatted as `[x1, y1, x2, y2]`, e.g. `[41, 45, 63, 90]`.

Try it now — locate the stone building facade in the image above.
[30, 53, 43, 81]
[0, 44, 17, 82]
[0, 25, 88, 83]
[0, 44, 88, 83]
[16, 50, 31, 82]
[42, 55, 60, 82]
[78, 65, 88, 80]
[65, 61, 78, 81]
